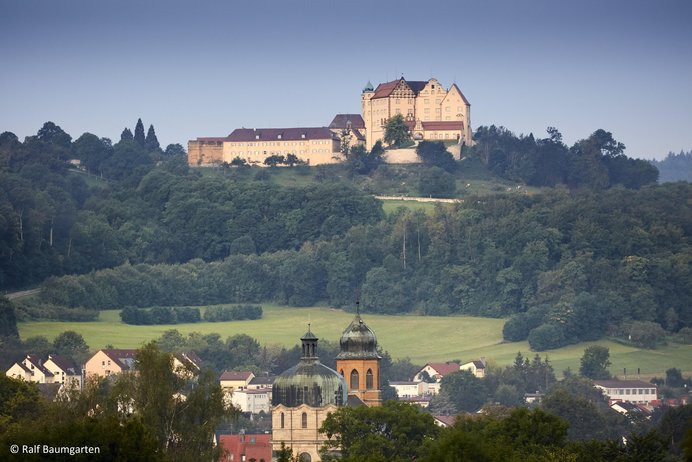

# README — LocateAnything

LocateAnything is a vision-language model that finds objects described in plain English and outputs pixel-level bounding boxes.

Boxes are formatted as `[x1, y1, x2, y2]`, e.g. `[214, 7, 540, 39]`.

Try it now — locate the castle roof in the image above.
[227, 127, 337, 142]
[372, 78, 429, 99]
[329, 114, 365, 130]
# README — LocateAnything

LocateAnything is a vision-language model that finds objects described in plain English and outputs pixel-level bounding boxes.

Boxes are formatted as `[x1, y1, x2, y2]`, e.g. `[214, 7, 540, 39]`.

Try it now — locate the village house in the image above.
[414, 362, 460, 382]
[389, 381, 429, 398]
[6, 354, 55, 384]
[84, 349, 137, 379]
[231, 388, 272, 414]
[172, 351, 203, 378]
[460, 359, 487, 378]
[44, 354, 81, 388]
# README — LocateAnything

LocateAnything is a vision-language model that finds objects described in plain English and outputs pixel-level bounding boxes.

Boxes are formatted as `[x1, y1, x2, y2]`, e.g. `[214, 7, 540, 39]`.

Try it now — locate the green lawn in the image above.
[17, 305, 692, 377]
[381, 200, 440, 214]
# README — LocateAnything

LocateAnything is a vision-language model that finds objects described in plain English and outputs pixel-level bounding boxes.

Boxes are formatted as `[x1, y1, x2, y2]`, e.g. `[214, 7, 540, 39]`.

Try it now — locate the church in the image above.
[271, 311, 381, 461]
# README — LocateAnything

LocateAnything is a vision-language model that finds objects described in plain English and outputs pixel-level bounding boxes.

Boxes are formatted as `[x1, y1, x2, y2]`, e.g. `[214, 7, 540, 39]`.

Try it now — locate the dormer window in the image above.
[255, 134, 260, 140]
[301, 134, 306, 139]
[278, 134, 282, 139]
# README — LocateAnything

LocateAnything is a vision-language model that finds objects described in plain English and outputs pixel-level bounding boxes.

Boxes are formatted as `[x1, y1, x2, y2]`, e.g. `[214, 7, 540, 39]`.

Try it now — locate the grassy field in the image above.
[18, 305, 692, 377]
[381, 200, 440, 214]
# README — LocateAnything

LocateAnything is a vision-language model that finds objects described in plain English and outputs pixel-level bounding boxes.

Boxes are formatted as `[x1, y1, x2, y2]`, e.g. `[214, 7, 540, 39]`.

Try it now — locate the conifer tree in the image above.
[134, 118, 146, 146]
[120, 127, 134, 142]
[145, 124, 160, 151]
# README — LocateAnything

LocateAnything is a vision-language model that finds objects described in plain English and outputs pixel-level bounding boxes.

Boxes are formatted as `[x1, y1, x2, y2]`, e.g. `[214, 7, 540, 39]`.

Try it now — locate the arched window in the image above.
[301, 412, 308, 429]
[350, 369, 359, 390]
[366, 369, 374, 389]
[339, 369, 344, 377]
[299, 453, 312, 462]
[280, 412, 285, 429]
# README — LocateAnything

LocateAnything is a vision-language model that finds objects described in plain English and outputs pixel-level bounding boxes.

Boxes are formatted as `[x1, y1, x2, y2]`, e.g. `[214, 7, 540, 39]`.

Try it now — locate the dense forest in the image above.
[651, 150, 692, 183]
[2, 122, 690, 350]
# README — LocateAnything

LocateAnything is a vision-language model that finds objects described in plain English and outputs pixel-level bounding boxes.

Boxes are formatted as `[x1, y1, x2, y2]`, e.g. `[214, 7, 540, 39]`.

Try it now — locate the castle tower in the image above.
[335, 304, 382, 407]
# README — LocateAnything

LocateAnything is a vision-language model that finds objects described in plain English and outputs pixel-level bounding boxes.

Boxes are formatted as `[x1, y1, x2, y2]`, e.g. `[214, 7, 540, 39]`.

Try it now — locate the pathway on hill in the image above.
[374, 195, 463, 204]
[4, 288, 40, 300]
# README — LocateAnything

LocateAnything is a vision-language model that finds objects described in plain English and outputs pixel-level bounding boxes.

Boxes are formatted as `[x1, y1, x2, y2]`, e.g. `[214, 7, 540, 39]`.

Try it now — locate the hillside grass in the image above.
[17, 305, 692, 377]
[192, 160, 543, 199]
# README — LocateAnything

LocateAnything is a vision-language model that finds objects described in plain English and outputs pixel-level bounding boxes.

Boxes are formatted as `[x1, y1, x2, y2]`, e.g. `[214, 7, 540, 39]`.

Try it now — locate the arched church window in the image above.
[301, 412, 308, 429]
[280, 412, 285, 429]
[340, 369, 344, 376]
[366, 369, 374, 389]
[299, 453, 312, 462]
[350, 369, 359, 390]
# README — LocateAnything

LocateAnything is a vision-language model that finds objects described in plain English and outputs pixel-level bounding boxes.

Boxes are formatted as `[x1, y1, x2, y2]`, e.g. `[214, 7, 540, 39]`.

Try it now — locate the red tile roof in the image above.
[227, 127, 336, 142]
[372, 78, 430, 99]
[421, 121, 464, 131]
[426, 362, 460, 377]
[218, 434, 271, 462]
[433, 415, 457, 427]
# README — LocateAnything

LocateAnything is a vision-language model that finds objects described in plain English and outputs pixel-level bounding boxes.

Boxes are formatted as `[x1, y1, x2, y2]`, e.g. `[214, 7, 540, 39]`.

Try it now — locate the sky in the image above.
[1, 0, 691, 160]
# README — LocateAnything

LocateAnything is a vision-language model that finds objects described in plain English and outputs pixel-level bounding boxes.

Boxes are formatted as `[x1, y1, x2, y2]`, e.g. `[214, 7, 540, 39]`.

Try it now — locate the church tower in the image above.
[335, 304, 382, 407]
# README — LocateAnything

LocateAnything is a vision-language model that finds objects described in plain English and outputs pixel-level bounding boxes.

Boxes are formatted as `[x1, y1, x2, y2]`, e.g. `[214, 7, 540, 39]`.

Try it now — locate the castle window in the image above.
[301, 412, 308, 428]
[366, 369, 374, 389]
[280, 412, 285, 428]
[350, 369, 359, 390]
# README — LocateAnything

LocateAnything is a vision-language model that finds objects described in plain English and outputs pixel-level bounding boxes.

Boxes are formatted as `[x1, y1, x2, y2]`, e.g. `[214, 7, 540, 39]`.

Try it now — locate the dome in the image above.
[272, 327, 347, 407]
[362, 81, 374, 93]
[336, 314, 381, 360]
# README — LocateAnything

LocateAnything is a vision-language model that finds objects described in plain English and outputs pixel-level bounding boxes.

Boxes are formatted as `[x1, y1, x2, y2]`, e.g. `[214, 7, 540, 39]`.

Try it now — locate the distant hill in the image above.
[651, 150, 692, 182]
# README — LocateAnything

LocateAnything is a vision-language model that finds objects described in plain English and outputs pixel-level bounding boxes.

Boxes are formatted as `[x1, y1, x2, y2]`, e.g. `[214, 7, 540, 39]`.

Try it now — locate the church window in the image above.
[280, 412, 285, 428]
[299, 453, 311, 462]
[301, 412, 308, 428]
[350, 369, 359, 390]
[340, 369, 344, 376]
[366, 369, 374, 389]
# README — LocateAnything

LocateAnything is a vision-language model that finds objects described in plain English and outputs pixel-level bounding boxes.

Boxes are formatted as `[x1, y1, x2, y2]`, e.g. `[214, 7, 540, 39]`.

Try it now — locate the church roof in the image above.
[336, 314, 381, 360]
[227, 127, 337, 142]
[329, 114, 365, 130]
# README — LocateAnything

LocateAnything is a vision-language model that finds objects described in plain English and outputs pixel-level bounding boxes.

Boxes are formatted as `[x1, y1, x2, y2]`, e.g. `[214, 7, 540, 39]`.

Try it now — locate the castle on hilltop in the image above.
[188, 77, 472, 166]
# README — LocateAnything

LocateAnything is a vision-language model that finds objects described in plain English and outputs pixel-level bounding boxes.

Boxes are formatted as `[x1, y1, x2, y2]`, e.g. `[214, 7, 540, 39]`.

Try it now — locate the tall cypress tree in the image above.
[145, 124, 160, 151]
[134, 118, 146, 146]
[120, 127, 134, 142]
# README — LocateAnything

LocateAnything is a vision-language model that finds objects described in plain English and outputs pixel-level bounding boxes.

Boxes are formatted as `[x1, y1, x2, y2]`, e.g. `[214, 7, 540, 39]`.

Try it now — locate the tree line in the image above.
[37, 182, 692, 347]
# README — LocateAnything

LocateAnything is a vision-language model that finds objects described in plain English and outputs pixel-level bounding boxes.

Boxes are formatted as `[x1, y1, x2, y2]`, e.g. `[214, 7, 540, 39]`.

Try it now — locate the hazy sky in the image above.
[1, 0, 690, 159]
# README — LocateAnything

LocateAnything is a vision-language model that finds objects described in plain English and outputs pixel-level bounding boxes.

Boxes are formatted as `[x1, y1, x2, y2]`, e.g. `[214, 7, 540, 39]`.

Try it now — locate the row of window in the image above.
[608, 388, 656, 395]
[229, 140, 329, 147]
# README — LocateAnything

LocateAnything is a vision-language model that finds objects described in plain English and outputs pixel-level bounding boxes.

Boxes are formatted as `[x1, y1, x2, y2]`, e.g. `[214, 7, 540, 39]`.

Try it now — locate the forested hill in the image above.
[3, 121, 690, 348]
[650, 150, 692, 182]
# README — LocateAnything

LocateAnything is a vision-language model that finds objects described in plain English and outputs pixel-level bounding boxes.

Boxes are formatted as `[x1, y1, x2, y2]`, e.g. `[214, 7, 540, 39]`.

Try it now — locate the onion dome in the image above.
[336, 313, 381, 360]
[362, 81, 374, 93]
[272, 326, 347, 407]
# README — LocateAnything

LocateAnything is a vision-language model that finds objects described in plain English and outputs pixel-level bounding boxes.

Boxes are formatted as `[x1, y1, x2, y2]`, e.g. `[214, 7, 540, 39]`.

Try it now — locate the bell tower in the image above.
[335, 303, 382, 407]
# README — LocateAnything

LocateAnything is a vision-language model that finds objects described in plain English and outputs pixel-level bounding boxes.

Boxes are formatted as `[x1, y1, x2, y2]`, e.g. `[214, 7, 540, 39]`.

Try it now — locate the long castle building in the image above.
[188, 76, 472, 166]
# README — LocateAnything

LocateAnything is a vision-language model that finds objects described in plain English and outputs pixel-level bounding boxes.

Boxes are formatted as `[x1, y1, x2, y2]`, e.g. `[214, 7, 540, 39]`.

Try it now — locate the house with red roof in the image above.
[414, 362, 461, 382]
[218, 433, 271, 462]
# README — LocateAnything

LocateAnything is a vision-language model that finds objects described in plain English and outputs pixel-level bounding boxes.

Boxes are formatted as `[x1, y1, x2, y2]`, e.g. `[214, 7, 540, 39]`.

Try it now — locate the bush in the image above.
[418, 167, 456, 198]
[202, 304, 262, 322]
[503, 306, 547, 342]
[528, 323, 567, 351]
[624, 320, 666, 348]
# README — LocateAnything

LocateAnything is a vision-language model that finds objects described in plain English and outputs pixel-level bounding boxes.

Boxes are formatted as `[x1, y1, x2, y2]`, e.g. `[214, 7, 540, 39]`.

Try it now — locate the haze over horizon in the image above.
[1, 0, 690, 160]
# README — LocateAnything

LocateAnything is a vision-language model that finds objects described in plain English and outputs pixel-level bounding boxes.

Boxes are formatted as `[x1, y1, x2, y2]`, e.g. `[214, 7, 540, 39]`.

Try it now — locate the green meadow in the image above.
[17, 305, 692, 377]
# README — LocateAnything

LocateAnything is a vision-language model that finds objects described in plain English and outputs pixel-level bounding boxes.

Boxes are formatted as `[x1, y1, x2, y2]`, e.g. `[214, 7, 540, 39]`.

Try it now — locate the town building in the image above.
[593, 379, 658, 405]
[83, 349, 137, 379]
[390, 381, 429, 398]
[218, 433, 272, 462]
[231, 388, 272, 414]
[220, 371, 255, 392]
